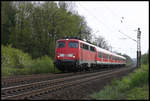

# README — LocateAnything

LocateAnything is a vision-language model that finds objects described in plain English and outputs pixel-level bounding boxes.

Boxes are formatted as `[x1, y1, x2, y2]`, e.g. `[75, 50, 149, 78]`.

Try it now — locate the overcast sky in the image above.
[74, 1, 149, 58]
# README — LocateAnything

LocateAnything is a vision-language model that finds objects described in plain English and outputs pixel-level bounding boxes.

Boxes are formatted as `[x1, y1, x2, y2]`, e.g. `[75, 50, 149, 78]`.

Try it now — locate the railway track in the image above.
[1, 67, 135, 100]
[2, 67, 118, 88]
[2, 72, 74, 88]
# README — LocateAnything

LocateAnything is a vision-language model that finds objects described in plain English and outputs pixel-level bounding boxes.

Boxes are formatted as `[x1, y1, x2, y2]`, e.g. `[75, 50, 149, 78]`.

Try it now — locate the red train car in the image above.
[54, 37, 126, 72]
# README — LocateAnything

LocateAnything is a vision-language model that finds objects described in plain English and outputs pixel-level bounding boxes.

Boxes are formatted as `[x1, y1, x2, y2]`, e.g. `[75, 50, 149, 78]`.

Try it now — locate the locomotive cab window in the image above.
[57, 41, 65, 48]
[68, 41, 78, 48]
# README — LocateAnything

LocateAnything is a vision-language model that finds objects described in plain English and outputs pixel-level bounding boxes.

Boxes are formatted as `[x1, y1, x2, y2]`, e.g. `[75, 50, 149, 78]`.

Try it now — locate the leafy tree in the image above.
[1, 1, 93, 59]
[1, 1, 17, 45]
[122, 54, 133, 66]
[92, 35, 110, 50]
[141, 53, 149, 65]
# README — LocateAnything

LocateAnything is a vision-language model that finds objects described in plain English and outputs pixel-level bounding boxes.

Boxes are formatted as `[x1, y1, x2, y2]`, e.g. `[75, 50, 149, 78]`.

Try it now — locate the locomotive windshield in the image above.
[57, 41, 65, 48]
[68, 41, 78, 48]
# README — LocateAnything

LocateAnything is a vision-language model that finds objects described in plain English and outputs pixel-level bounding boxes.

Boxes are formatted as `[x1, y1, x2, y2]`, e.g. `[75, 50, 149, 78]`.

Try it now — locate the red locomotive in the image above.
[54, 37, 126, 72]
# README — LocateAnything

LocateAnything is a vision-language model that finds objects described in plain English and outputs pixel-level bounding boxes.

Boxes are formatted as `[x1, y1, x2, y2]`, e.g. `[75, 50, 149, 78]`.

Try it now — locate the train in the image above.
[54, 37, 126, 72]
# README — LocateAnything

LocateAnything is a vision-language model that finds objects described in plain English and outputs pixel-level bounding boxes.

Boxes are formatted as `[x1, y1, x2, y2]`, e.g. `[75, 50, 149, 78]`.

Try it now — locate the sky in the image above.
[73, 1, 149, 58]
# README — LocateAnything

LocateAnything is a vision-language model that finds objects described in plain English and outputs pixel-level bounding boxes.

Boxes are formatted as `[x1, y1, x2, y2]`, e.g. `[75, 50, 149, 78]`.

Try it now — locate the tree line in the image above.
[1, 1, 113, 59]
[2, 1, 93, 59]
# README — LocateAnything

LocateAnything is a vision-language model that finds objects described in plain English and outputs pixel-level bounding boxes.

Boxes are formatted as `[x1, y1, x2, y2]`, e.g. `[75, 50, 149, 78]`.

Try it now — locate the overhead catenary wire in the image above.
[118, 30, 137, 42]
[78, 3, 115, 34]
[78, 3, 132, 41]
[78, 3, 138, 55]
[78, 3, 122, 52]
[104, 6, 131, 30]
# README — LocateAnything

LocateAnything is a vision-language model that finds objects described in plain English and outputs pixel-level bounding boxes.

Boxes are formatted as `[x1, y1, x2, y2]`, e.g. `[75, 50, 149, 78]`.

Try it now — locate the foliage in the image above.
[126, 84, 149, 100]
[92, 35, 111, 50]
[1, 1, 17, 45]
[1, 45, 61, 77]
[1, 1, 92, 59]
[122, 54, 133, 66]
[1, 45, 33, 68]
[90, 64, 149, 100]
[29, 56, 61, 74]
[2, 55, 61, 77]
[141, 53, 149, 64]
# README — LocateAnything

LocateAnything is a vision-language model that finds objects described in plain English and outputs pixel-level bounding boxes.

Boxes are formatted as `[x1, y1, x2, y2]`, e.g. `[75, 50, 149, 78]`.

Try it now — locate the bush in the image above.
[128, 64, 149, 88]
[90, 64, 149, 100]
[29, 56, 61, 74]
[126, 84, 149, 100]
[1, 45, 61, 77]
[1, 45, 33, 68]
[141, 53, 149, 64]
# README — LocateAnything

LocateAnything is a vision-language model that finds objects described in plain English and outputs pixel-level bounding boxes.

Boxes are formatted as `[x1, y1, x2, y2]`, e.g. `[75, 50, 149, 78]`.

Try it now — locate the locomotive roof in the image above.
[57, 38, 126, 60]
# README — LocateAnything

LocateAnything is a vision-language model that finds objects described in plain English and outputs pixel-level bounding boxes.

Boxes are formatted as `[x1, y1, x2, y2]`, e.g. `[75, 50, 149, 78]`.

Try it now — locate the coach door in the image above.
[100, 52, 103, 63]
[80, 43, 83, 62]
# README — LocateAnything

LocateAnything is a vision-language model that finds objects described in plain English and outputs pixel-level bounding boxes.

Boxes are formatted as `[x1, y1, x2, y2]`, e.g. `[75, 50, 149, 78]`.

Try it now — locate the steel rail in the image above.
[2, 67, 134, 100]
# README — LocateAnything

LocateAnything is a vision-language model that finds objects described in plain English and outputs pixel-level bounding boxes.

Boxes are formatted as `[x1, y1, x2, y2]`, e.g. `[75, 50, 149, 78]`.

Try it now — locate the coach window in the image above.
[57, 41, 65, 48]
[83, 44, 89, 50]
[112, 56, 114, 60]
[80, 43, 83, 48]
[68, 41, 78, 48]
[90, 46, 95, 52]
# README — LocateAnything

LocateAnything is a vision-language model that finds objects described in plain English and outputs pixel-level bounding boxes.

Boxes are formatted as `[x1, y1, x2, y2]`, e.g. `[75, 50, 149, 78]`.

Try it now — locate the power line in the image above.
[78, 3, 114, 34]
[104, 6, 138, 43]
[105, 6, 131, 33]
[118, 30, 137, 42]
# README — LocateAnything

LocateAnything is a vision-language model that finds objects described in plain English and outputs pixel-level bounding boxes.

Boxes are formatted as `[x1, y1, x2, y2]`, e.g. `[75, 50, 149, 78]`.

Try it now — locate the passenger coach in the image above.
[54, 37, 126, 72]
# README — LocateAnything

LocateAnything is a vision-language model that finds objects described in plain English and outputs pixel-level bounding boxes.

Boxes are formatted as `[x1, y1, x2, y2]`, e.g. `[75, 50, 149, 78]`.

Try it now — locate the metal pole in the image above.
[54, 35, 57, 73]
[137, 28, 141, 68]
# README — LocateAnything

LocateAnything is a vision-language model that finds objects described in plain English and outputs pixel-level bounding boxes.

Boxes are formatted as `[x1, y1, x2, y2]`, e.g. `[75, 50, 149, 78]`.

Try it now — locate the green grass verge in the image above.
[1, 45, 61, 77]
[126, 84, 149, 100]
[90, 64, 149, 100]
[2, 56, 61, 77]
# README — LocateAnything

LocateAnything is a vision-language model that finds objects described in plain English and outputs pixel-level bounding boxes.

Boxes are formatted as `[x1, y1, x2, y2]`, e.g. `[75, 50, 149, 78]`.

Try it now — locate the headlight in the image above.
[60, 54, 64, 57]
[67, 54, 73, 57]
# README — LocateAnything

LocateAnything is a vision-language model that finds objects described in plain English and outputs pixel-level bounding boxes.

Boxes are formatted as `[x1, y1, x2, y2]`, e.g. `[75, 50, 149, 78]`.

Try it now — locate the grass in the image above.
[90, 64, 149, 100]
[126, 84, 149, 100]
[1, 45, 61, 77]
[2, 56, 61, 77]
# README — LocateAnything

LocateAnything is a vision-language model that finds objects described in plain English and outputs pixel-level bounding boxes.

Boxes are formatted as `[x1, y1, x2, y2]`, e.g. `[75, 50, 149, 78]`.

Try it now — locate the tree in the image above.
[1, 1, 93, 59]
[122, 54, 133, 66]
[92, 35, 110, 50]
[1, 1, 17, 45]
[141, 53, 149, 65]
